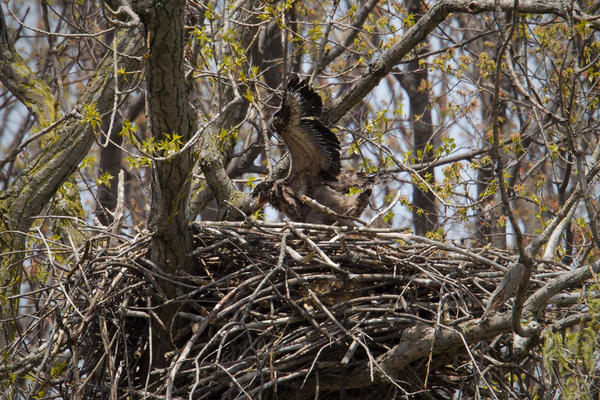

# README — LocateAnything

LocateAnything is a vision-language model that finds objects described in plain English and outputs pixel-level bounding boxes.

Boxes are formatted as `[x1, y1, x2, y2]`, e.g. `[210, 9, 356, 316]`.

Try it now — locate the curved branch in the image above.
[542, 199, 579, 260]
[526, 188, 582, 257]
[525, 261, 600, 316]
[296, 311, 513, 396]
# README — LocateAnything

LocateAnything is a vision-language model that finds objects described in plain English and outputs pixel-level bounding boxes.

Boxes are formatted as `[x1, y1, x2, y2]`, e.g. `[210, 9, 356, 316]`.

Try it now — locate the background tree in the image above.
[397, 0, 439, 236]
[2, 0, 600, 398]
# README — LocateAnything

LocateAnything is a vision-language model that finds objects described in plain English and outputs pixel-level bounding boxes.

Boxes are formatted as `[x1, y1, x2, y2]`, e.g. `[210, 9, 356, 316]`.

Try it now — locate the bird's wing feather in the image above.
[278, 79, 341, 181]
[287, 77, 323, 117]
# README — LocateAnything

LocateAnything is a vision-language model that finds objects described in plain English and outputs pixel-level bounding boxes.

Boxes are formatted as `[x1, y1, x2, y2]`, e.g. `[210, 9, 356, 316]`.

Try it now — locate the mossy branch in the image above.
[0, 6, 56, 127]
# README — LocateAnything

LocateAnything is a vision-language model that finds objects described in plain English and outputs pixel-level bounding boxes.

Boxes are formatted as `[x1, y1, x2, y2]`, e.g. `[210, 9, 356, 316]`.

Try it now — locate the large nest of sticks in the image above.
[9, 220, 570, 399]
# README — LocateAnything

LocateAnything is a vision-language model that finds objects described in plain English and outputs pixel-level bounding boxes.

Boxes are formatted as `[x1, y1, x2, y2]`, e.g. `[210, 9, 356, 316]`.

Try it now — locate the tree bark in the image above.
[137, 0, 193, 275]
[135, 0, 193, 370]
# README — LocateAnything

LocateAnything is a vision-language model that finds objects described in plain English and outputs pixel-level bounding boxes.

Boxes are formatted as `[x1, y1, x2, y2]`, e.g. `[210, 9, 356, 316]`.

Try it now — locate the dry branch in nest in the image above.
[4, 220, 589, 399]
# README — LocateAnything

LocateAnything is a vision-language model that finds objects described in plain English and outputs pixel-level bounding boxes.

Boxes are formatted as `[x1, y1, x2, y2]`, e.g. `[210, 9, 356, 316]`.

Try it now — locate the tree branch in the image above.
[2, 32, 143, 234]
[296, 311, 513, 396]
[325, 0, 595, 126]
[0, 5, 55, 127]
[525, 260, 600, 316]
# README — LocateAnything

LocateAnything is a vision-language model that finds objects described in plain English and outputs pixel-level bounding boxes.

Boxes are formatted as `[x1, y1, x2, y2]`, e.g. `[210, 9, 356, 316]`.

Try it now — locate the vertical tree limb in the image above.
[137, 0, 193, 275]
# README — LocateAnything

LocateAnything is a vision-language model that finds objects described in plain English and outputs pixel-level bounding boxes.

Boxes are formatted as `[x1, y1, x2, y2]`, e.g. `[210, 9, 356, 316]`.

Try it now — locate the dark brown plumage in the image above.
[254, 78, 372, 224]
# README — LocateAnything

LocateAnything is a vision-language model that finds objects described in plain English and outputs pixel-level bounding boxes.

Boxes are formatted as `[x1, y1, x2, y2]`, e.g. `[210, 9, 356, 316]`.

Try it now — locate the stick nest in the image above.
[7, 220, 566, 399]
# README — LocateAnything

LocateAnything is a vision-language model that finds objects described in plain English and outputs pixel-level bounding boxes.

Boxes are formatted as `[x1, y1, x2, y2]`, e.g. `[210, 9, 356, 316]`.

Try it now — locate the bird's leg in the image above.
[252, 178, 304, 221]
[272, 179, 304, 221]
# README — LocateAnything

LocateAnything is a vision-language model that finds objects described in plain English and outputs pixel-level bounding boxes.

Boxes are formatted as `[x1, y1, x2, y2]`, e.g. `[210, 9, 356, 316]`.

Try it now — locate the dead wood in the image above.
[3, 220, 582, 399]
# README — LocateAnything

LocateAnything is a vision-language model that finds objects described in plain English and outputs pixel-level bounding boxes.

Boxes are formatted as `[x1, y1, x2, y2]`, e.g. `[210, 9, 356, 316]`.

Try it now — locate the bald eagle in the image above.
[253, 78, 372, 224]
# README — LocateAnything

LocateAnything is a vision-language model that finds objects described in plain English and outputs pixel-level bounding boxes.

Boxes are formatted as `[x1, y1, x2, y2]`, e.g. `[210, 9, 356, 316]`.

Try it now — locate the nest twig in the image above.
[3, 220, 582, 399]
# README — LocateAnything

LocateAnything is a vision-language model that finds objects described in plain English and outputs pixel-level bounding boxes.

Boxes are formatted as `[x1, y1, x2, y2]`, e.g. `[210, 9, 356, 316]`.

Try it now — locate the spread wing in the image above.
[275, 78, 340, 181]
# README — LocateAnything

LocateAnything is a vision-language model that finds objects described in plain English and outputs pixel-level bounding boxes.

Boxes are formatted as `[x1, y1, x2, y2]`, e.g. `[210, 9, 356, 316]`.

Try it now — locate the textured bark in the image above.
[1, 33, 141, 228]
[138, 1, 193, 275]
[135, 0, 193, 371]
[0, 7, 55, 128]
[1, 35, 142, 233]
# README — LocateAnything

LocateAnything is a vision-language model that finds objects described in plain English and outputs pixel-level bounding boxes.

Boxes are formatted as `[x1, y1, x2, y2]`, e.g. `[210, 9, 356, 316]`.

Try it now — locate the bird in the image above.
[253, 78, 372, 224]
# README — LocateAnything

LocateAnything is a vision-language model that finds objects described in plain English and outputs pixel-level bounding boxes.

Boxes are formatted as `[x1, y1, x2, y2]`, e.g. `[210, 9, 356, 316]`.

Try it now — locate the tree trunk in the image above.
[138, 1, 192, 274]
[477, 86, 508, 249]
[135, 0, 193, 370]
[398, 0, 438, 236]
[96, 114, 123, 226]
